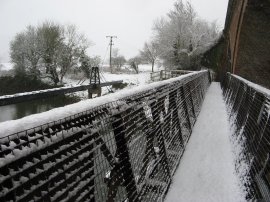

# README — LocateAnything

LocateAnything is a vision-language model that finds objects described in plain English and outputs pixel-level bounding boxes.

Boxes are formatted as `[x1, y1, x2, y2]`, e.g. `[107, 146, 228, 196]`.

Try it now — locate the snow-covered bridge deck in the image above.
[165, 83, 245, 202]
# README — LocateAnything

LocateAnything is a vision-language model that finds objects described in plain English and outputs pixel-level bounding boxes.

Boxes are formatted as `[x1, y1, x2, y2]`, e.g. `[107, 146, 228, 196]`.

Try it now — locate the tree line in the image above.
[10, 21, 138, 80]
[10, 0, 219, 80]
[139, 0, 219, 71]
[10, 22, 93, 85]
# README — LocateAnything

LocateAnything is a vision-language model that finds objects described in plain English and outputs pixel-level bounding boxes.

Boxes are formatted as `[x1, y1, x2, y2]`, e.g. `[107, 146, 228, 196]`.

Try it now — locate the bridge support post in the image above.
[88, 85, 101, 99]
[89, 66, 102, 99]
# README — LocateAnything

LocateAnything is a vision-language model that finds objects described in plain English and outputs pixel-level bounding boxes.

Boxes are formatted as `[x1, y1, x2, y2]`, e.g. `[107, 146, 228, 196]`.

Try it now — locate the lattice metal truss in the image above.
[90, 67, 101, 85]
[0, 71, 210, 202]
[221, 73, 270, 201]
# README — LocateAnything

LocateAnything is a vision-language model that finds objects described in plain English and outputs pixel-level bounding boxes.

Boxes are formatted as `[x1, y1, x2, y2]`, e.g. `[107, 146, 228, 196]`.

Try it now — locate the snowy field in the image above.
[63, 63, 163, 98]
[165, 82, 246, 202]
[63, 71, 151, 99]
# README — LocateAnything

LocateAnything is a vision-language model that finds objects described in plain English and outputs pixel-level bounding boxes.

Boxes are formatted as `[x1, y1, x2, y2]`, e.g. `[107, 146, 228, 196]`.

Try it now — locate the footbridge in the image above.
[0, 80, 123, 106]
[0, 71, 269, 202]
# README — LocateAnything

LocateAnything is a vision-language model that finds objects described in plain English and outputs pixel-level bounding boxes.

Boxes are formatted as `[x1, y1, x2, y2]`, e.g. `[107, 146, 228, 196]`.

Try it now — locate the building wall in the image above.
[203, 0, 270, 88]
[234, 0, 270, 88]
[228, 0, 247, 71]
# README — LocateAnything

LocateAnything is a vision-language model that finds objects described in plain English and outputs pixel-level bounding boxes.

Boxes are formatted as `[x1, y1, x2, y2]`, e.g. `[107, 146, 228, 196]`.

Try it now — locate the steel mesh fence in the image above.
[221, 73, 270, 201]
[0, 71, 210, 202]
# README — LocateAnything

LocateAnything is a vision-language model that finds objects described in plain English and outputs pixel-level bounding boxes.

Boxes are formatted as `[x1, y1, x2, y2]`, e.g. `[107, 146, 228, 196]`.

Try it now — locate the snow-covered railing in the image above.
[0, 71, 210, 202]
[150, 70, 193, 81]
[222, 73, 270, 201]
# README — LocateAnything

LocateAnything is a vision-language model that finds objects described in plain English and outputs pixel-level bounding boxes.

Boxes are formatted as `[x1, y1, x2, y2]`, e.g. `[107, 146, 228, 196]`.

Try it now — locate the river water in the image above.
[0, 95, 80, 123]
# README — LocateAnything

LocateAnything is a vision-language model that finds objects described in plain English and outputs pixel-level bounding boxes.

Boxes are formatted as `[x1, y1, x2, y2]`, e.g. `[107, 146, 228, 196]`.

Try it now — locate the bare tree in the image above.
[10, 22, 91, 85]
[10, 32, 28, 75]
[152, 0, 219, 69]
[58, 25, 90, 83]
[24, 26, 42, 78]
[111, 48, 126, 72]
[37, 21, 63, 85]
[79, 52, 101, 79]
[128, 56, 142, 74]
[140, 41, 159, 72]
[11, 26, 51, 77]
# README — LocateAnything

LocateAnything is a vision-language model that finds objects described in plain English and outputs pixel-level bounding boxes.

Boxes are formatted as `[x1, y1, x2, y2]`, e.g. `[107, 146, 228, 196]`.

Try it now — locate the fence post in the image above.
[111, 112, 140, 202]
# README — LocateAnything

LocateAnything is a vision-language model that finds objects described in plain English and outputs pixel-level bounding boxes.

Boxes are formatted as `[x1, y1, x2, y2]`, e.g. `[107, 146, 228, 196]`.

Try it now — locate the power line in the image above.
[99, 44, 114, 94]
[106, 36, 117, 73]
[101, 44, 110, 69]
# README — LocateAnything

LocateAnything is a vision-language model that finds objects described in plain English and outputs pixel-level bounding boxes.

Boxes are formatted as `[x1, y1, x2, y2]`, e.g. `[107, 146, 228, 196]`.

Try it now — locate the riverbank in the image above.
[0, 75, 55, 96]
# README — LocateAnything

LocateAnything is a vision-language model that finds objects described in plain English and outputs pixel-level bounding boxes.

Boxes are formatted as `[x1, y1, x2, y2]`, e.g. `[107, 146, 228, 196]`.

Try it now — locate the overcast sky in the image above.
[0, 0, 229, 62]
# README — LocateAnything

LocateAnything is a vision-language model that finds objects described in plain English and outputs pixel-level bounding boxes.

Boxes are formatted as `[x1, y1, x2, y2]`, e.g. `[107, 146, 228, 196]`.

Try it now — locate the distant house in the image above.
[203, 0, 270, 89]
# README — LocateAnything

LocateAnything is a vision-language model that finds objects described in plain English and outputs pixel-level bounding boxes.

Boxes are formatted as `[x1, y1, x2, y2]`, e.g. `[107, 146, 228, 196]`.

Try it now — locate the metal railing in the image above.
[0, 71, 210, 202]
[221, 73, 270, 201]
[150, 70, 193, 82]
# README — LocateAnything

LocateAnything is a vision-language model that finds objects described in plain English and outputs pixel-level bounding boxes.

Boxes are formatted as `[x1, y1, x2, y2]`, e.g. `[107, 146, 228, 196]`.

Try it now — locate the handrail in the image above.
[221, 73, 270, 201]
[150, 70, 193, 81]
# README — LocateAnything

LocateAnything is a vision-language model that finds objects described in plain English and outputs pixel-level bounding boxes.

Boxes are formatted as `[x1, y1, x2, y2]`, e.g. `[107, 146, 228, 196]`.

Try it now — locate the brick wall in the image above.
[234, 0, 270, 88]
[204, 0, 270, 88]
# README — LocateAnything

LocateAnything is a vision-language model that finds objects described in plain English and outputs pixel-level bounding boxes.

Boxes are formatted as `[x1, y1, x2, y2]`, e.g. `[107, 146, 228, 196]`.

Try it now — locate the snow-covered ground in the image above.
[101, 72, 150, 84]
[165, 82, 246, 202]
[64, 63, 164, 98]
[64, 72, 152, 99]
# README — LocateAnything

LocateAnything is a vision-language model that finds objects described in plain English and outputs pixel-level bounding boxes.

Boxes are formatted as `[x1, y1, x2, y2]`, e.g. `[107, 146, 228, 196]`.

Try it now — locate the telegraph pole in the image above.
[106, 36, 117, 73]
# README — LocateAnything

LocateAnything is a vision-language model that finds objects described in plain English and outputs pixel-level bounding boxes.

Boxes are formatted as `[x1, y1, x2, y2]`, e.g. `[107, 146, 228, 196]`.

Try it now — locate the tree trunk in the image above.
[151, 61, 155, 72]
[136, 65, 139, 74]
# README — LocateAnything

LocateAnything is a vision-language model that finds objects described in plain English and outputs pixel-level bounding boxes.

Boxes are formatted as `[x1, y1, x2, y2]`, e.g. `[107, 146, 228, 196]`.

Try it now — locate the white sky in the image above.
[0, 0, 229, 62]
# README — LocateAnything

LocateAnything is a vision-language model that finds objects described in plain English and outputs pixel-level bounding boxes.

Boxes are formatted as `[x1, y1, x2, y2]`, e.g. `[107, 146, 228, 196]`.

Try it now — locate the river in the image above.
[0, 95, 80, 123]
